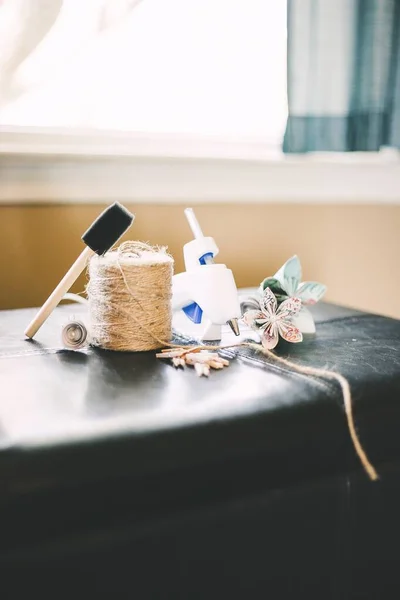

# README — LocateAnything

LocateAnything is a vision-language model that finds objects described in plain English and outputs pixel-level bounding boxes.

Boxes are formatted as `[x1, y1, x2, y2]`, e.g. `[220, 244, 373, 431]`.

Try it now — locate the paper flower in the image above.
[243, 287, 303, 349]
[260, 255, 326, 305]
[259, 256, 326, 334]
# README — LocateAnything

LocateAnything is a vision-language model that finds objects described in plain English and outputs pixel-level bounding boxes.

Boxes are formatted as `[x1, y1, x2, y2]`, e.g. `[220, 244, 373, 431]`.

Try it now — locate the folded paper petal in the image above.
[260, 287, 277, 316]
[259, 277, 287, 301]
[273, 255, 302, 297]
[276, 296, 302, 319]
[296, 281, 327, 305]
[242, 310, 265, 328]
[278, 322, 303, 344]
[261, 326, 279, 349]
[292, 306, 316, 334]
[254, 318, 270, 330]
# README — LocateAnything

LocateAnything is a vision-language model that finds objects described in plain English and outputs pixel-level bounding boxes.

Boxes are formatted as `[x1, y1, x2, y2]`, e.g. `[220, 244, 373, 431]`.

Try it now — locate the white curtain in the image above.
[0, 0, 143, 116]
[0, 0, 287, 142]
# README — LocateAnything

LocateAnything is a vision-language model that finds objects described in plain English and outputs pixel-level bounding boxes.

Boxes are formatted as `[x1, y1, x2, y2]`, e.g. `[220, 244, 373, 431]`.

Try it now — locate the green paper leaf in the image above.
[259, 277, 287, 302]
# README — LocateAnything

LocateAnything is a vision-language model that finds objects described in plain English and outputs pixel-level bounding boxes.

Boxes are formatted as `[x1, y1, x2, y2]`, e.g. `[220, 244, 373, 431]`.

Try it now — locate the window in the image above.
[3, 0, 396, 205]
[0, 0, 287, 150]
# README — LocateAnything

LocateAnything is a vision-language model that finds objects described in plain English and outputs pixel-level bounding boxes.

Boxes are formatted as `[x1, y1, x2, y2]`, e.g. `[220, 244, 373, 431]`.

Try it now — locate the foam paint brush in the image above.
[24, 202, 134, 339]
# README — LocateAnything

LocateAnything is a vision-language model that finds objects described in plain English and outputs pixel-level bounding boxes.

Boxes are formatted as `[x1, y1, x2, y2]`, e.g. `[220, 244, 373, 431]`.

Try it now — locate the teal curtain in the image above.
[284, 0, 400, 152]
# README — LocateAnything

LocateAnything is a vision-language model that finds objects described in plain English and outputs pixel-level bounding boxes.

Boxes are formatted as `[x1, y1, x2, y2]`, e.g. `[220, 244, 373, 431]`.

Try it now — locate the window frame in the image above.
[1, 127, 400, 204]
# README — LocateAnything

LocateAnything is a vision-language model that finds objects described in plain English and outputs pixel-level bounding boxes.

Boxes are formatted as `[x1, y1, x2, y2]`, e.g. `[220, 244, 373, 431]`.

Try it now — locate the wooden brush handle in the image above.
[24, 246, 95, 339]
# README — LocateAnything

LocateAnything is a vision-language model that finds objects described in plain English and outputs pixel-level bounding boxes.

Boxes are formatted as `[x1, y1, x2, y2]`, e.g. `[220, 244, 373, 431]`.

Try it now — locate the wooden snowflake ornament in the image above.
[156, 347, 229, 376]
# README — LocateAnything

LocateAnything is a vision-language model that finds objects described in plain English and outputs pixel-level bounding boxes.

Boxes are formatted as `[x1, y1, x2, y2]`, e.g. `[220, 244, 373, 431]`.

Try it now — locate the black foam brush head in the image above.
[82, 202, 134, 255]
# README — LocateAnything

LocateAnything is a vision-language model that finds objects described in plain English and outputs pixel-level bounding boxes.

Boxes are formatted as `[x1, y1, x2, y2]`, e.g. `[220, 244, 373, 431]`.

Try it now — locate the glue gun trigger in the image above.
[182, 302, 204, 324]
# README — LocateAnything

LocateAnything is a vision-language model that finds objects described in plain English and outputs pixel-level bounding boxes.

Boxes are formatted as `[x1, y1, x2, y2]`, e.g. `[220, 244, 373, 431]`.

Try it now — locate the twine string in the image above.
[87, 242, 378, 481]
[244, 342, 378, 481]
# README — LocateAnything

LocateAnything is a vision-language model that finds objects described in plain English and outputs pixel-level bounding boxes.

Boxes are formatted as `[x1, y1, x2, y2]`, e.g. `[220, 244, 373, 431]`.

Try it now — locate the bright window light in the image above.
[0, 0, 287, 147]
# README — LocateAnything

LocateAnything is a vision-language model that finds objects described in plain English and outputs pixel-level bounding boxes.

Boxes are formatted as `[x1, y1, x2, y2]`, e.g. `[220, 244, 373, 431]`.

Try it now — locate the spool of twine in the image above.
[87, 241, 173, 351]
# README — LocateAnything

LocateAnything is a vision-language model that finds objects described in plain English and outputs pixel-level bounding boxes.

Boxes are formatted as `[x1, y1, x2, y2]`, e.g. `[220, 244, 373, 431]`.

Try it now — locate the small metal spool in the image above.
[62, 320, 88, 350]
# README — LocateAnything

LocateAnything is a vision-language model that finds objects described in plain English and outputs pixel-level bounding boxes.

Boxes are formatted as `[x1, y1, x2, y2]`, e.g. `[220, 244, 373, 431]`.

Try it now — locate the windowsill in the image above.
[1, 127, 400, 204]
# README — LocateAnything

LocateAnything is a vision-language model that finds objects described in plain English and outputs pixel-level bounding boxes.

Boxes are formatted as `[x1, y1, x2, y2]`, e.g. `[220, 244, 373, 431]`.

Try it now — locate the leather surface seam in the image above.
[220, 348, 340, 399]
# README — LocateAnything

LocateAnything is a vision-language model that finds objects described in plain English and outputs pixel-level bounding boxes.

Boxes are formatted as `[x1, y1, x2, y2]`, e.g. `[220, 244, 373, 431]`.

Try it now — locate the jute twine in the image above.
[87, 241, 173, 351]
[158, 341, 378, 481]
[245, 343, 378, 481]
[87, 241, 378, 481]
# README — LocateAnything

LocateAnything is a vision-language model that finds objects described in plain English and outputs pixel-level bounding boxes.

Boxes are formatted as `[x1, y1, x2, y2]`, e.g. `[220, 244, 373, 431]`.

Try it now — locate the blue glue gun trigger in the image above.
[199, 252, 214, 265]
[181, 252, 213, 324]
[182, 302, 203, 324]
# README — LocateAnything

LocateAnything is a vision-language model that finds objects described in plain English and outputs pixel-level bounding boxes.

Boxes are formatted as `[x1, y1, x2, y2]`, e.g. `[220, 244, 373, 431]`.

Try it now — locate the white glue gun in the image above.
[172, 208, 241, 341]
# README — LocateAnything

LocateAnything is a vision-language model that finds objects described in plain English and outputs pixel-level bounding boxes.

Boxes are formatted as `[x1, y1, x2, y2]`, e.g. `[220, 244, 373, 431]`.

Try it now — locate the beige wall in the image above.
[1, 203, 399, 318]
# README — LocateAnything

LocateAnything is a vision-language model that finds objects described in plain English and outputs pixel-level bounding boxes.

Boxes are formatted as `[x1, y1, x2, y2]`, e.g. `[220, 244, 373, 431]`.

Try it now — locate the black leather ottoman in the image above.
[1, 302, 400, 599]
